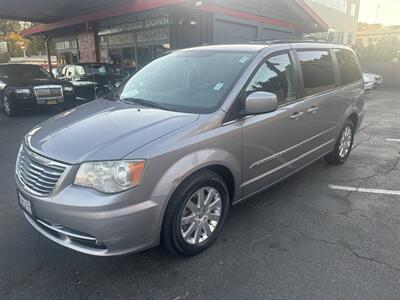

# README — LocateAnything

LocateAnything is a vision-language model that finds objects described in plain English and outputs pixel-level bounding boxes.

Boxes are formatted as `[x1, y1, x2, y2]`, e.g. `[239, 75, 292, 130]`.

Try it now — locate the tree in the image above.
[0, 20, 46, 62]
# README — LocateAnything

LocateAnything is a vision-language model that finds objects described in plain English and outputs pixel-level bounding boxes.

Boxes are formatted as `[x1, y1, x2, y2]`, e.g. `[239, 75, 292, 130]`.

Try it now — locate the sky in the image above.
[358, 0, 400, 25]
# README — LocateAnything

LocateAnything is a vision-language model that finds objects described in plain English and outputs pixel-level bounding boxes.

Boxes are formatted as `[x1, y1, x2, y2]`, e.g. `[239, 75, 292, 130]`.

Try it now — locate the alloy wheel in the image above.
[339, 126, 353, 158]
[180, 186, 222, 245]
[3, 95, 10, 115]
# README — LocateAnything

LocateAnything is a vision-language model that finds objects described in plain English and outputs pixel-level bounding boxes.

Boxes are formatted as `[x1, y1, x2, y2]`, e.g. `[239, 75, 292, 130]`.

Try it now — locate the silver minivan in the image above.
[15, 42, 364, 257]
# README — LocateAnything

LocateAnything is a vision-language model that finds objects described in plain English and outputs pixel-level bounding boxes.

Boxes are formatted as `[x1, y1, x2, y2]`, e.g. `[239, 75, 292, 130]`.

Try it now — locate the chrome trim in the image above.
[23, 213, 108, 256]
[16, 146, 69, 197]
[235, 149, 333, 206]
[243, 139, 335, 187]
[250, 127, 336, 169]
[33, 85, 64, 103]
[36, 219, 97, 241]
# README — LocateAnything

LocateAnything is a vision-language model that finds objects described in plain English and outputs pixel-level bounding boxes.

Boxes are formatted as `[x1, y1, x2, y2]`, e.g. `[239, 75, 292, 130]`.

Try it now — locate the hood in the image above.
[2, 77, 68, 87]
[25, 100, 199, 164]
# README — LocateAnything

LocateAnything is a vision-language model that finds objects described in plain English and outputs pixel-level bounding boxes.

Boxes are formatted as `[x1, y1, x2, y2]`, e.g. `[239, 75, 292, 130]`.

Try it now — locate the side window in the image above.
[66, 66, 75, 77]
[333, 49, 362, 85]
[297, 50, 336, 97]
[75, 66, 85, 76]
[245, 53, 296, 105]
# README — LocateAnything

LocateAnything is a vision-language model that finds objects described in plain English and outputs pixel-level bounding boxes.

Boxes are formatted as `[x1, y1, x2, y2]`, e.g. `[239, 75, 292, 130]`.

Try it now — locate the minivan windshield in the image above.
[0, 65, 52, 80]
[109, 50, 256, 113]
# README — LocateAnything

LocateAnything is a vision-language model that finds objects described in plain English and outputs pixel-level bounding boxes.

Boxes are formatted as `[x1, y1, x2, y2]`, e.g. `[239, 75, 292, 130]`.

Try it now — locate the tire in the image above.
[325, 119, 355, 165]
[161, 170, 230, 257]
[2, 94, 18, 117]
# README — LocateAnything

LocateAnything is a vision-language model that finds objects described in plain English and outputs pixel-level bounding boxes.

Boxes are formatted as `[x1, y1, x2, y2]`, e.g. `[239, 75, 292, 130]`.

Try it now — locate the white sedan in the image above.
[363, 73, 375, 93]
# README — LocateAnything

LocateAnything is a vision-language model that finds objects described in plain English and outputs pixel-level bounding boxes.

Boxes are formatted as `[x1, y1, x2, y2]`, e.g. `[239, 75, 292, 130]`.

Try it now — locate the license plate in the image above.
[18, 192, 34, 216]
[47, 100, 57, 105]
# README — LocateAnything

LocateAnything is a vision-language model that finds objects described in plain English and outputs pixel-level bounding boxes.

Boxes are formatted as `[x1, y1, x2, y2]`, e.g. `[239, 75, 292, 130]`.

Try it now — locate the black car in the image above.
[59, 63, 123, 101]
[0, 64, 75, 117]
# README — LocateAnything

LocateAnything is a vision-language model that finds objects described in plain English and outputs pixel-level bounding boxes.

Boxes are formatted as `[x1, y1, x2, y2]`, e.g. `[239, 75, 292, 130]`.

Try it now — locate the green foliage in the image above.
[0, 20, 46, 62]
[355, 36, 400, 63]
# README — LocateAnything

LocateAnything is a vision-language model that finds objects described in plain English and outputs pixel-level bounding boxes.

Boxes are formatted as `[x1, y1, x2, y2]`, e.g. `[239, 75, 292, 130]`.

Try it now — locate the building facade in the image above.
[21, 0, 328, 71]
[306, 0, 360, 45]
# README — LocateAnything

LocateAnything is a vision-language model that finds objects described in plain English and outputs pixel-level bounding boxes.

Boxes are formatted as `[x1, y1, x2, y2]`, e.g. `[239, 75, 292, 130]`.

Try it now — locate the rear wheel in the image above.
[326, 119, 355, 165]
[2, 94, 18, 117]
[161, 170, 230, 256]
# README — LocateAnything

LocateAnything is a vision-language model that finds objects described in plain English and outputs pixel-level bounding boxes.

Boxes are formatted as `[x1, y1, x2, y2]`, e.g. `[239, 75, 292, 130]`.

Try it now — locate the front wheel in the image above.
[326, 120, 355, 165]
[161, 170, 230, 257]
[2, 94, 18, 117]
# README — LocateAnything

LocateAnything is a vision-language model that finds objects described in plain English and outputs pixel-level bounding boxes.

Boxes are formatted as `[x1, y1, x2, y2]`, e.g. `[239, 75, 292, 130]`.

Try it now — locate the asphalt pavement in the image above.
[1, 89, 400, 299]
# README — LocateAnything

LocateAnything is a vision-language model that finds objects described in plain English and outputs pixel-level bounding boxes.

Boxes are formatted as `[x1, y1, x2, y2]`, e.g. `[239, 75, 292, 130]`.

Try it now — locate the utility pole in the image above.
[375, 0, 381, 24]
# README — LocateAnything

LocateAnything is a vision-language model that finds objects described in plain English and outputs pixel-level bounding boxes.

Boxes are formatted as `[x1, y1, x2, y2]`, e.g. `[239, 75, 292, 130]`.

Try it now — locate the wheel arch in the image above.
[150, 148, 241, 242]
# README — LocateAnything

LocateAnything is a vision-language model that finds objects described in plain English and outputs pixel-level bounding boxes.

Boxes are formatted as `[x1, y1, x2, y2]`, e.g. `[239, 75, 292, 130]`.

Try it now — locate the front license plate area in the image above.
[47, 100, 57, 105]
[18, 192, 34, 217]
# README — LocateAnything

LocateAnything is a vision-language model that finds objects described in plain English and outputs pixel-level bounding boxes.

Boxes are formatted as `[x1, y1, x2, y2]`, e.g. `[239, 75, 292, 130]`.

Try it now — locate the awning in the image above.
[7, 0, 328, 37]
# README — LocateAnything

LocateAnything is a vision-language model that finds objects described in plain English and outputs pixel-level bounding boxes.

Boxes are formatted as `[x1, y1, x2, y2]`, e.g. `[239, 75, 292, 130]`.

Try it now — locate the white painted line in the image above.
[329, 185, 400, 196]
[386, 139, 400, 142]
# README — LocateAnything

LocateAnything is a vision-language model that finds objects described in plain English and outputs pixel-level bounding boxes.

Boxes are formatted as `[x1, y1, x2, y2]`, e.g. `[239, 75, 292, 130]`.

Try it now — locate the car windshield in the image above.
[0, 65, 52, 79]
[109, 50, 256, 113]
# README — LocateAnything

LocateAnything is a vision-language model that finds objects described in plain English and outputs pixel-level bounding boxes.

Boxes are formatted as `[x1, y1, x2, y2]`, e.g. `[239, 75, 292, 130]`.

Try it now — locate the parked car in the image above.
[59, 63, 123, 102]
[363, 70, 383, 87]
[363, 73, 375, 93]
[0, 64, 75, 117]
[16, 43, 364, 257]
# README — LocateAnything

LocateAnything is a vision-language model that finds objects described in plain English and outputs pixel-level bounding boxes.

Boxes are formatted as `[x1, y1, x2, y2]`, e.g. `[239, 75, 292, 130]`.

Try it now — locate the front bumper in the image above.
[14, 94, 75, 108]
[16, 181, 163, 256]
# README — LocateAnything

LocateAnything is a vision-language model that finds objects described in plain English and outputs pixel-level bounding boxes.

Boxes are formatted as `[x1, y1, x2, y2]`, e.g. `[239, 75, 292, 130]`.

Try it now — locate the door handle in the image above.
[290, 112, 304, 120]
[306, 106, 319, 114]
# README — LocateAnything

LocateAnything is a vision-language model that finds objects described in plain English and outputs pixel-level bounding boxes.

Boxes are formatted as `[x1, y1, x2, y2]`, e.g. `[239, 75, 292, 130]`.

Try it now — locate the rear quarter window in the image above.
[333, 49, 362, 85]
[297, 50, 336, 97]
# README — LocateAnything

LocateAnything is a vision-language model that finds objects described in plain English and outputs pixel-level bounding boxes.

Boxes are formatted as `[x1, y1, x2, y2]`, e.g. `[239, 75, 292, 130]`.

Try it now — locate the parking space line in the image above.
[386, 139, 400, 142]
[329, 185, 400, 196]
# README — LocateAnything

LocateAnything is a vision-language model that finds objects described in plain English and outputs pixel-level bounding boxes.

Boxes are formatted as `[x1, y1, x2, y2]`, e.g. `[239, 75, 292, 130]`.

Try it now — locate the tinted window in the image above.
[112, 50, 256, 114]
[334, 49, 361, 85]
[85, 64, 107, 75]
[297, 50, 336, 97]
[245, 53, 296, 105]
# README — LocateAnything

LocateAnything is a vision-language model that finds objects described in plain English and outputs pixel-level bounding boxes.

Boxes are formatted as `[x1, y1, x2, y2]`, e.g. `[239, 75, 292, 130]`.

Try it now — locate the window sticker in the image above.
[239, 56, 250, 64]
[213, 83, 224, 91]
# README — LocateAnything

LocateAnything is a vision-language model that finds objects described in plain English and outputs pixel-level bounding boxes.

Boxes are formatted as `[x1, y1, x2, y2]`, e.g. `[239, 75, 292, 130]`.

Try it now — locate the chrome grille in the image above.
[34, 85, 63, 99]
[16, 146, 67, 196]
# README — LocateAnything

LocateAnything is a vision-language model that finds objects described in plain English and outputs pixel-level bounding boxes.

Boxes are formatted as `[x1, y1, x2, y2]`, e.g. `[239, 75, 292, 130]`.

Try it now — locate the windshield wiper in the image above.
[120, 97, 175, 111]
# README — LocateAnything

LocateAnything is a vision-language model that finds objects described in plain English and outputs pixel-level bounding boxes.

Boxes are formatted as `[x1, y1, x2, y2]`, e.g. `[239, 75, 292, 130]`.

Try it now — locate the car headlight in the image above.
[63, 86, 74, 93]
[74, 160, 146, 193]
[0, 81, 6, 90]
[15, 88, 31, 95]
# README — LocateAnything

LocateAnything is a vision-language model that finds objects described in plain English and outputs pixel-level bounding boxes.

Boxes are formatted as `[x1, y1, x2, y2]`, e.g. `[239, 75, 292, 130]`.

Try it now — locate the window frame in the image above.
[224, 50, 303, 122]
[331, 48, 363, 87]
[293, 48, 340, 100]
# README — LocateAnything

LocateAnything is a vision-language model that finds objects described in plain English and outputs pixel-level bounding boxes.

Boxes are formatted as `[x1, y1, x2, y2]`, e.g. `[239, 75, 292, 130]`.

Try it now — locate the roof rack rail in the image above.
[250, 36, 329, 44]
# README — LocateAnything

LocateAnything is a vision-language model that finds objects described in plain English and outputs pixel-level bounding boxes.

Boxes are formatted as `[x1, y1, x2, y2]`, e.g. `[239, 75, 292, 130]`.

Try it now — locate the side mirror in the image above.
[245, 92, 278, 115]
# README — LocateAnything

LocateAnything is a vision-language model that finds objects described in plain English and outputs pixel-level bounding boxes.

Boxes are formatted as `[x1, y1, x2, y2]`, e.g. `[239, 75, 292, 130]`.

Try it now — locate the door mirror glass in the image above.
[245, 91, 278, 115]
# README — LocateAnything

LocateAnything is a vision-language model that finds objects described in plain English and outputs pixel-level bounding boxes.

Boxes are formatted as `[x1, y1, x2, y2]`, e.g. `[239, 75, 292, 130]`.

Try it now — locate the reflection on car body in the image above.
[59, 63, 123, 102]
[0, 64, 75, 117]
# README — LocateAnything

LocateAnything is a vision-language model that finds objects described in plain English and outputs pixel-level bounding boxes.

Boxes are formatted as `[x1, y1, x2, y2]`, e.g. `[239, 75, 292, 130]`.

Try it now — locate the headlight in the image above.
[0, 81, 6, 90]
[74, 160, 146, 193]
[63, 86, 74, 93]
[15, 88, 31, 95]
